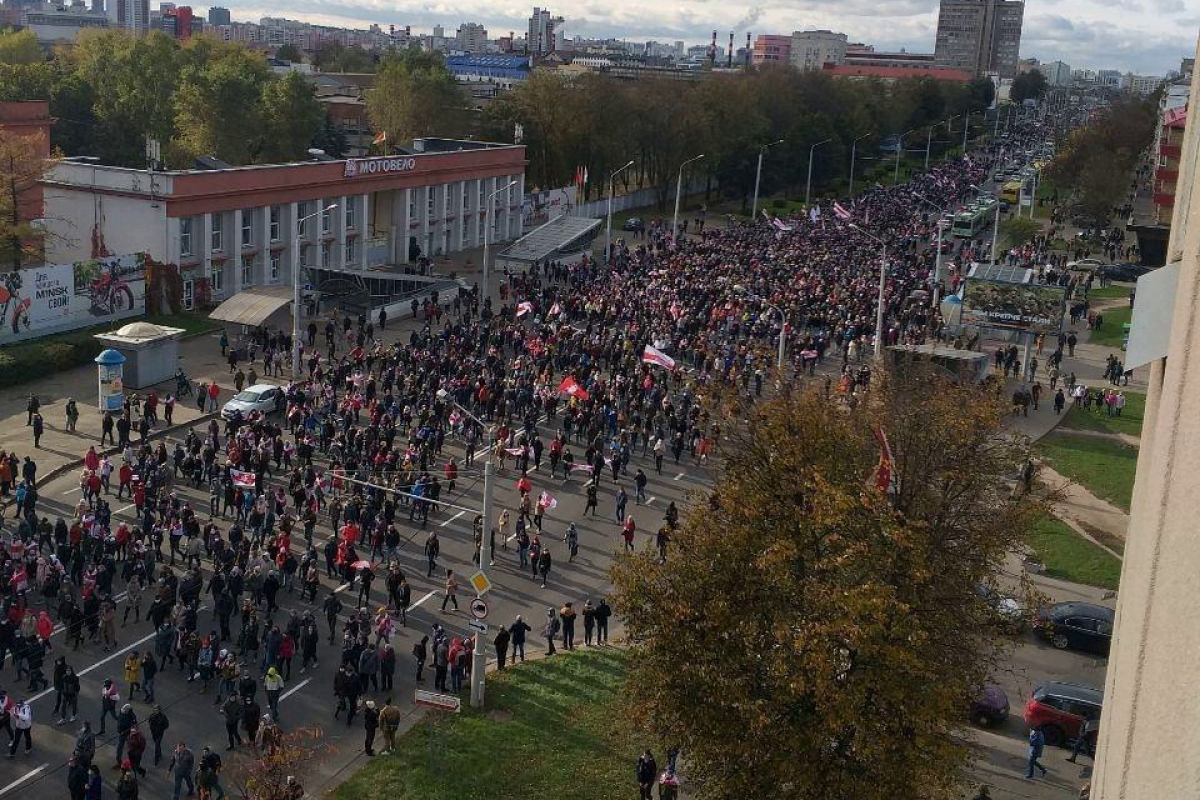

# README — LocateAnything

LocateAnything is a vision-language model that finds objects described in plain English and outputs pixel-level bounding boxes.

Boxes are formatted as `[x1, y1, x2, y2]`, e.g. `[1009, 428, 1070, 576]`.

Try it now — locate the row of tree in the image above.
[0, 28, 340, 168]
[475, 66, 998, 205]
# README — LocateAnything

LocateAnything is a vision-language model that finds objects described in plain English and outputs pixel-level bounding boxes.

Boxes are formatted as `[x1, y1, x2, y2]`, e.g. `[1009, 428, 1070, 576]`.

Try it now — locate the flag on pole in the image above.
[770, 218, 794, 233]
[873, 425, 894, 493]
[558, 376, 590, 401]
[832, 201, 852, 221]
[231, 469, 257, 489]
[642, 344, 677, 371]
[516, 301, 534, 317]
[372, 130, 387, 146]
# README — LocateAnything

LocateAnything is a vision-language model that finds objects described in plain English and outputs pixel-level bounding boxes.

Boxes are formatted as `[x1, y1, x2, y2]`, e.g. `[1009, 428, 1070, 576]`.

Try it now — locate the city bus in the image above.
[1000, 180, 1022, 204]
[951, 207, 988, 238]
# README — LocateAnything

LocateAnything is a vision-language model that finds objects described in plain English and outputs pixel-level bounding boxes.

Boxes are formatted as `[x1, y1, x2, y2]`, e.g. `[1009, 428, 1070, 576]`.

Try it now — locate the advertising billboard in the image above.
[0, 253, 147, 343]
[961, 279, 1066, 334]
[521, 186, 576, 229]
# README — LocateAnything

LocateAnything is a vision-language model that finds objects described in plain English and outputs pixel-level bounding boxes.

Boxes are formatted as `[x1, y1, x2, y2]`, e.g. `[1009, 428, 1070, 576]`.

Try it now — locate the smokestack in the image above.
[710, 29, 717, 65]
[727, 31, 733, 67]
[746, 32, 751, 66]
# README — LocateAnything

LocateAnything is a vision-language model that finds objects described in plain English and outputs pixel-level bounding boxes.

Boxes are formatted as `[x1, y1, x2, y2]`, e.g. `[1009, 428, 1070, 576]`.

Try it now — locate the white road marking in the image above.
[440, 510, 465, 528]
[280, 677, 312, 701]
[673, 473, 685, 481]
[411, 590, 437, 609]
[334, 583, 351, 594]
[646, 496, 656, 505]
[116, 504, 136, 515]
[0, 764, 48, 796]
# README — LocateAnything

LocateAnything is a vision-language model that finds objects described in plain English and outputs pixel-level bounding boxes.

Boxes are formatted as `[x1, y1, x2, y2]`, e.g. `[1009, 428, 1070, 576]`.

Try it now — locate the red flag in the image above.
[873, 426, 894, 492]
[558, 376, 590, 401]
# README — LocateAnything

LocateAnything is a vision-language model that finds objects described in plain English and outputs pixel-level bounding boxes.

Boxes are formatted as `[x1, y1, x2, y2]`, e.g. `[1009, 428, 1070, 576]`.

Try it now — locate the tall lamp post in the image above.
[292, 203, 337, 376]
[893, 129, 915, 185]
[481, 179, 517, 305]
[962, 110, 972, 151]
[671, 154, 705, 239]
[848, 132, 872, 197]
[851, 223, 890, 360]
[604, 160, 635, 263]
[805, 138, 830, 208]
[750, 139, 785, 220]
[912, 191, 947, 307]
[970, 182, 1002, 265]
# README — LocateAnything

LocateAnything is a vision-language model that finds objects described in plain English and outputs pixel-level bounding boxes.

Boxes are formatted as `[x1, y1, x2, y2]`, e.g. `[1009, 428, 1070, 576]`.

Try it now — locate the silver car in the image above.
[221, 383, 285, 419]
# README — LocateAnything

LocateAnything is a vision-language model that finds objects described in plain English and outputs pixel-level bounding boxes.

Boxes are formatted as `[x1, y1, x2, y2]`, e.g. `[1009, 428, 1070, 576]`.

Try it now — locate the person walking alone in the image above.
[1025, 727, 1048, 779]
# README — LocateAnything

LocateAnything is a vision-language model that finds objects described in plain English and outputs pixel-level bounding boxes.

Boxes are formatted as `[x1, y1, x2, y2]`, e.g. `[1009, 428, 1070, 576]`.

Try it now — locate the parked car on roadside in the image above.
[1023, 681, 1102, 747]
[1099, 262, 1155, 282]
[970, 684, 1010, 728]
[622, 217, 645, 232]
[1032, 602, 1114, 655]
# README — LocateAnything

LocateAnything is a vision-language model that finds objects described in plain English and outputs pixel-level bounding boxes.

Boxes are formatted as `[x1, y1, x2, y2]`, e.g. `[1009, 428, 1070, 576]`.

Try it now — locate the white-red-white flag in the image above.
[538, 491, 558, 511]
[642, 344, 676, 371]
[558, 376, 590, 401]
[549, 302, 562, 316]
[230, 469, 256, 489]
[832, 201, 852, 221]
[516, 302, 534, 317]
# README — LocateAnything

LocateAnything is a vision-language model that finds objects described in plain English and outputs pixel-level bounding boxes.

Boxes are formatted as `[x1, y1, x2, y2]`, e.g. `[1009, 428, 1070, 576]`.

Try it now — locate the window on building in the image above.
[427, 188, 435, 218]
[345, 196, 356, 229]
[344, 238, 355, 264]
[321, 202, 332, 234]
[241, 210, 253, 247]
[180, 218, 193, 257]
[298, 202, 309, 237]
[241, 255, 254, 287]
[269, 206, 280, 242]
[321, 241, 331, 267]
[182, 279, 194, 310]
[211, 266, 224, 293]
[270, 252, 281, 281]
[211, 214, 223, 252]
[444, 185, 452, 213]
[462, 187, 469, 211]
[409, 193, 417, 221]
[479, 183, 485, 209]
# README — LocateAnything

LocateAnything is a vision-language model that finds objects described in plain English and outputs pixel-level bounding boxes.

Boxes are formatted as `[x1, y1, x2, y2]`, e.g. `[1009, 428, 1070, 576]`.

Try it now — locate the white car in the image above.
[1067, 258, 1106, 272]
[222, 383, 285, 419]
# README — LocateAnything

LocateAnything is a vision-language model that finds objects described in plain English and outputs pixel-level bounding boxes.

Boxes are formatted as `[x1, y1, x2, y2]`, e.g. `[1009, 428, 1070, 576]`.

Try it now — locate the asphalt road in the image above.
[0, 404, 716, 798]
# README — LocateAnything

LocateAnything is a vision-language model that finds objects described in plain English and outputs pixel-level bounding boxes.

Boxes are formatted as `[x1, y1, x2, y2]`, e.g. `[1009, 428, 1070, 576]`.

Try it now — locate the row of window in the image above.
[179, 198, 360, 258]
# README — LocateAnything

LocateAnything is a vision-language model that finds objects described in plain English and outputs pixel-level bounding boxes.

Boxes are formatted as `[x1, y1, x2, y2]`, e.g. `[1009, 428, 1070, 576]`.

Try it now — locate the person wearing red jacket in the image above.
[117, 463, 133, 500]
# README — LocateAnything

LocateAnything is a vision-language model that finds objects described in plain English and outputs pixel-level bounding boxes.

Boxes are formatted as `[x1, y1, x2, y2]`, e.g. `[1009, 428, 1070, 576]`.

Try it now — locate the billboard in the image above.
[521, 186, 576, 229]
[0, 253, 147, 343]
[961, 279, 1066, 334]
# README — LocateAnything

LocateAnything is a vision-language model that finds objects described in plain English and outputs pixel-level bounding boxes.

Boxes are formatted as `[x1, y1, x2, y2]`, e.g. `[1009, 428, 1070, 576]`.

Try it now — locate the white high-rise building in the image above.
[109, 0, 148, 32]
[455, 22, 488, 54]
[527, 7, 562, 55]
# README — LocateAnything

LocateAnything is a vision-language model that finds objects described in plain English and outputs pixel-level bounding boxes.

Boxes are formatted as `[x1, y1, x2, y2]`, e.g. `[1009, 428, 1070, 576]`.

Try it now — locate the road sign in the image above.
[468, 620, 488, 633]
[414, 689, 461, 713]
[468, 570, 492, 596]
[470, 597, 488, 620]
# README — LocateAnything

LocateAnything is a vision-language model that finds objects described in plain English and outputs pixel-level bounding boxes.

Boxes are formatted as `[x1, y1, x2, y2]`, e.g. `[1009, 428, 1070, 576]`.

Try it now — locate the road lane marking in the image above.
[411, 590, 437, 609]
[334, 583, 351, 594]
[674, 473, 685, 481]
[440, 510, 465, 528]
[0, 764, 48, 796]
[280, 677, 312, 701]
[646, 496, 656, 505]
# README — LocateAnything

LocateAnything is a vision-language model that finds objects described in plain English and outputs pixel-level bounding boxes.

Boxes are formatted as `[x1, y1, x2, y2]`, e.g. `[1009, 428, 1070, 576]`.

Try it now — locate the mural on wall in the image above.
[0, 253, 147, 342]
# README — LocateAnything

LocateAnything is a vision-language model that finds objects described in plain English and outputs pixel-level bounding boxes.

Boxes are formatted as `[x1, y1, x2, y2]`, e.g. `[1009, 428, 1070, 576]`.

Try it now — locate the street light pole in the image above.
[672, 154, 705, 239]
[482, 179, 517, 306]
[848, 133, 871, 197]
[604, 160, 634, 263]
[962, 111, 971, 151]
[805, 139, 830, 208]
[292, 203, 337, 377]
[751, 139, 784, 220]
[925, 127, 933, 170]
[893, 129, 915, 185]
[852, 223, 889, 360]
[912, 191, 946, 308]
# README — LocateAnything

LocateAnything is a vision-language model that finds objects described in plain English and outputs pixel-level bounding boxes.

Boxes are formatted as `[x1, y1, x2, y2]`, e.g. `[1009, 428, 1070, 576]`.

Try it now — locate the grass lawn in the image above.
[1088, 305, 1133, 348]
[1025, 515, 1122, 590]
[1036, 432, 1138, 511]
[1060, 391, 1145, 438]
[333, 648, 643, 800]
[1085, 285, 1132, 303]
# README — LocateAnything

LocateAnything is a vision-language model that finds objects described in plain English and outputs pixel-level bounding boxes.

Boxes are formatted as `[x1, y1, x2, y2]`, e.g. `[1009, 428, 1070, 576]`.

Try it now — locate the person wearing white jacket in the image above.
[8, 700, 31, 756]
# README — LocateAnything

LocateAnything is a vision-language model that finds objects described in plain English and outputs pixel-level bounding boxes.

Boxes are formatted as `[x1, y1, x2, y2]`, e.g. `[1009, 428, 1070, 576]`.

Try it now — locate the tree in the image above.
[0, 130, 54, 269]
[611, 369, 1037, 800]
[310, 112, 349, 159]
[230, 726, 332, 800]
[0, 29, 42, 66]
[1001, 216, 1042, 247]
[172, 43, 270, 165]
[312, 41, 376, 73]
[258, 71, 324, 163]
[1010, 70, 1047, 104]
[366, 50, 460, 145]
[274, 44, 302, 64]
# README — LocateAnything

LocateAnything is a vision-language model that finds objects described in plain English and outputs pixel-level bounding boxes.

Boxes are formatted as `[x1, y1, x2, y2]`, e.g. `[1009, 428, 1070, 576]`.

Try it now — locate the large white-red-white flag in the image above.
[832, 201, 852, 221]
[516, 302, 534, 317]
[642, 344, 676, 371]
[230, 469, 257, 489]
[538, 491, 558, 511]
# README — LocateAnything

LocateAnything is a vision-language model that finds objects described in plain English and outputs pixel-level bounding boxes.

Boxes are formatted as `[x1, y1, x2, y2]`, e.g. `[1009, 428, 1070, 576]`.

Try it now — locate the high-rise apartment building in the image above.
[789, 29, 847, 71]
[933, 0, 1024, 78]
[110, 0, 149, 33]
[207, 5, 229, 25]
[527, 7, 561, 55]
[455, 22, 488, 53]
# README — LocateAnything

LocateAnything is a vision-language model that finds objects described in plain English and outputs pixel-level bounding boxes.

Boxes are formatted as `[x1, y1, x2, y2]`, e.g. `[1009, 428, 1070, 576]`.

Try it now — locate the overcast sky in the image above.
[207, 0, 1197, 75]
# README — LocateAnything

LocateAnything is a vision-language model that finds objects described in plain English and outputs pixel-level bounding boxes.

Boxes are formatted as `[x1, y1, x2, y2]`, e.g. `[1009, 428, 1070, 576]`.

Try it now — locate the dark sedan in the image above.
[1033, 602, 1114, 655]
[1099, 262, 1155, 282]
[970, 684, 1010, 728]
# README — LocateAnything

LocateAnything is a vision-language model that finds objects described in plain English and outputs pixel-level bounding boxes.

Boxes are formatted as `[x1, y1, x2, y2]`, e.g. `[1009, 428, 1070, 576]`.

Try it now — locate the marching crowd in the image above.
[0, 118, 1080, 799]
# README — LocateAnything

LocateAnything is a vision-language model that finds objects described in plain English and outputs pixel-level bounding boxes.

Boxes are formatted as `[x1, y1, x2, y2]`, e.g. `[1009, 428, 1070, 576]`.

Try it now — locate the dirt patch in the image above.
[1078, 520, 1126, 555]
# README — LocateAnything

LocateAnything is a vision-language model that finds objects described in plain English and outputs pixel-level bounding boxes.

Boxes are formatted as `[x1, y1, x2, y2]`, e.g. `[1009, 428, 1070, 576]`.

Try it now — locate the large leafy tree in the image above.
[172, 41, 271, 166]
[612, 368, 1036, 800]
[366, 50, 460, 145]
[258, 71, 325, 163]
[1010, 70, 1047, 104]
[0, 130, 56, 269]
[0, 29, 42, 66]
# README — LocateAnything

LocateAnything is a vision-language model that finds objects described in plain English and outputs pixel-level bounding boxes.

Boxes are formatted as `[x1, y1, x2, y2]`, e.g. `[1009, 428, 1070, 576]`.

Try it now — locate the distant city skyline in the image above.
[190, 0, 1192, 75]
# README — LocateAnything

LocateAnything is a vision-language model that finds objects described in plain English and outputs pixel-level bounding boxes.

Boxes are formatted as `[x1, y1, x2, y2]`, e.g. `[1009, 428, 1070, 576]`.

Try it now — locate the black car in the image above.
[622, 217, 645, 232]
[1099, 262, 1154, 282]
[970, 683, 1010, 728]
[1033, 602, 1114, 655]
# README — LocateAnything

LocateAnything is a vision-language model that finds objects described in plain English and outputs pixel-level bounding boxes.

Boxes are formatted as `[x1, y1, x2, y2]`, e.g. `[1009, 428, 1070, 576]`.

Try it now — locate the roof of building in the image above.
[208, 286, 295, 327]
[498, 215, 601, 264]
[445, 55, 531, 69]
[823, 64, 973, 82]
[1164, 106, 1188, 129]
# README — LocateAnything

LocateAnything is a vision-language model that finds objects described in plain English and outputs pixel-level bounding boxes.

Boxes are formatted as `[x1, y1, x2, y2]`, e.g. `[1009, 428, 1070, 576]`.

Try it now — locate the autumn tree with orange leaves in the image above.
[611, 365, 1039, 800]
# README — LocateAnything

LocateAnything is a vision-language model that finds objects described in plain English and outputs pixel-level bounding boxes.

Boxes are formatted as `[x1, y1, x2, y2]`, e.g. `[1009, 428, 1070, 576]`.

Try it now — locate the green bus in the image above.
[951, 207, 988, 238]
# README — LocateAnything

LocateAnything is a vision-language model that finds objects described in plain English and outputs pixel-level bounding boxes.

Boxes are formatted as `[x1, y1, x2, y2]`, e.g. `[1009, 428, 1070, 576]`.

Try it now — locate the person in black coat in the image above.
[493, 627, 510, 670]
[362, 699, 378, 756]
[508, 616, 531, 662]
[636, 750, 658, 800]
